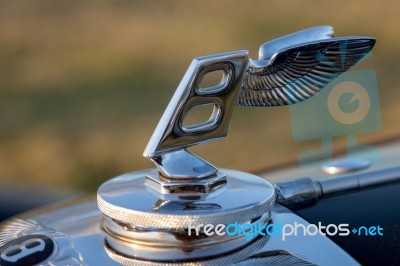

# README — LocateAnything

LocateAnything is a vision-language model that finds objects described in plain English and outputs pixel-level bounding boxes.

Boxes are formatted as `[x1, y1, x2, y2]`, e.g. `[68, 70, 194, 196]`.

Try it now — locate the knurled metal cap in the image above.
[97, 169, 275, 230]
[97, 168, 275, 261]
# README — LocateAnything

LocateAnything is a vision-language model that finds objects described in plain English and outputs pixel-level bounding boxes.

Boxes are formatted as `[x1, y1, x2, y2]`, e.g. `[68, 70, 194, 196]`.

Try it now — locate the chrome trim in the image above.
[319, 164, 400, 195]
[275, 162, 400, 207]
[275, 178, 322, 207]
[321, 158, 371, 175]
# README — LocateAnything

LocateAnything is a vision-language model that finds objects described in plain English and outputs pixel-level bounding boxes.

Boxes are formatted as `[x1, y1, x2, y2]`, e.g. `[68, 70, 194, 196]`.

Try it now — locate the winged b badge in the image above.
[143, 26, 375, 179]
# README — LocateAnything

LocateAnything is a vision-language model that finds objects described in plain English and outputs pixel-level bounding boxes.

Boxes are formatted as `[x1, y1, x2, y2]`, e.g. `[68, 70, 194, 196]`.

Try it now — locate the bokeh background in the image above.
[1, 0, 399, 192]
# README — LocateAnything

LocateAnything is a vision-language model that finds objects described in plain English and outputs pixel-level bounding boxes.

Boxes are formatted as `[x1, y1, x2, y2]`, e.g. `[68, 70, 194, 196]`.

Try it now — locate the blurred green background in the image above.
[1, 0, 399, 192]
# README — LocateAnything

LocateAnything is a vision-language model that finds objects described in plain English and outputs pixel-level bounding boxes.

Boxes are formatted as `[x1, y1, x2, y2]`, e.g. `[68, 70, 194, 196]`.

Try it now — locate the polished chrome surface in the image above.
[257, 26, 334, 61]
[97, 169, 275, 259]
[102, 214, 270, 262]
[321, 158, 371, 174]
[257, 204, 358, 265]
[0, 200, 359, 265]
[145, 169, 227, 195]
[275, 178, 322, 207]
[319, 164, 400, 195]
[104, 234, 270, 266]
[148, 150, 219, 180]
[234, 250, 316, 266]
[98, 169, 274, 229]
[240, 36, 375, 107]
[143, 51, 248, 179]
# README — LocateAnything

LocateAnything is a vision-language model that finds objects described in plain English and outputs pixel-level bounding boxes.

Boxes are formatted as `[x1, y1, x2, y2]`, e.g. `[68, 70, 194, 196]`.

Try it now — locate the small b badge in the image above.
[0, 235, 54, 266]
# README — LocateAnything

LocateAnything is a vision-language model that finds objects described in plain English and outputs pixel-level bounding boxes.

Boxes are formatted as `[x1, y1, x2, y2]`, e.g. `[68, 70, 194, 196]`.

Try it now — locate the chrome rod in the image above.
[275, 165, 400, 207]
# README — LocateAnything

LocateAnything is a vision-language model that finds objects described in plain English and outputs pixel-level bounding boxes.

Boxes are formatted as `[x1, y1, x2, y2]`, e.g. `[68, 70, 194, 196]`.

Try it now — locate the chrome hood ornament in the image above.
[143, 25, 375, 180]
[96, 26, 375, 264]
